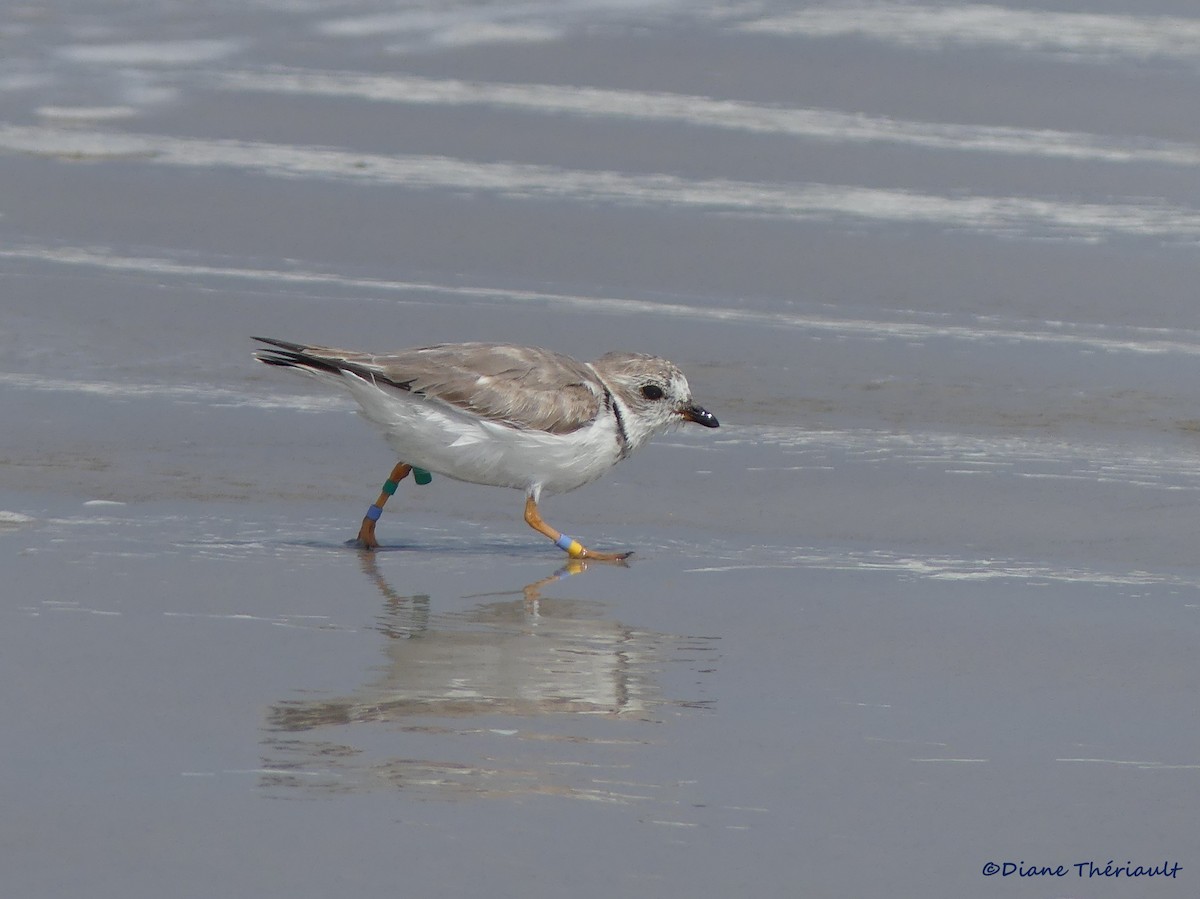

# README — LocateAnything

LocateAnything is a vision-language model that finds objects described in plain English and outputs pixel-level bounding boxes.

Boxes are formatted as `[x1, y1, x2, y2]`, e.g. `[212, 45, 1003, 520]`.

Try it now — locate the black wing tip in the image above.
[251, 337, 419, 396]
[251, 336, 340, 375]
[251, 337, 409, 391]
[255, 353, 298, 368]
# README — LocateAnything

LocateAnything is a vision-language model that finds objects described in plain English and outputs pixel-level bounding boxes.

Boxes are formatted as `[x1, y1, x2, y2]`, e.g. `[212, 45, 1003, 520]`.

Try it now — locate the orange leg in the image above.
[355, 462, 412, 549]
[523, 496, 631, 561]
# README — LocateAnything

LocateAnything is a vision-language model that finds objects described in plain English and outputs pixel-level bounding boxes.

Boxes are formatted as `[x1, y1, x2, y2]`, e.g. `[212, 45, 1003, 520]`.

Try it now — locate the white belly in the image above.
[349, 381, 623, 495]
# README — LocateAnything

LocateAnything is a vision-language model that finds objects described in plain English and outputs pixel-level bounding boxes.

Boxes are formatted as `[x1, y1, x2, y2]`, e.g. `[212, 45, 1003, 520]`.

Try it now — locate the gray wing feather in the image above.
[255, 339, 603, 434]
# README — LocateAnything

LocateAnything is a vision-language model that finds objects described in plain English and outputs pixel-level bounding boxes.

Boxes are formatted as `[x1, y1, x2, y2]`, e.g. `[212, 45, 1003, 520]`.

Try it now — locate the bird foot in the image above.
[574, 547, 633, 562]
[352, 520, 380, 550]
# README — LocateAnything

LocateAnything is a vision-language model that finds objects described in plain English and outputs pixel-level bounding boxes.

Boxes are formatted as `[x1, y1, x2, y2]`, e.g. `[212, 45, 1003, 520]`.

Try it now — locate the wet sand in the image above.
[3, 1, 1200, 896]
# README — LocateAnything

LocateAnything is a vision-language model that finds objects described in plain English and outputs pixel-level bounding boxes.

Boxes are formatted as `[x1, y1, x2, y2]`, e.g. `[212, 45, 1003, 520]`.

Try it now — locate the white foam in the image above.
[317, 0, 676, 39]
[687, 547, 1200, 589]
[213, 68, 1200, 168]
[740, 3, 1200, 65]
[431, 23, 562, 48]
[6, 244, 1200, 359]
[0, 73, 50, 93]
[2, 124, 1199, 242]
[36, 105, 138, 122]
[56, 39, 243, 66]
[0, 370, 348, 411]
[317, 9, 465, 38]
[734, 423, 1200, 499]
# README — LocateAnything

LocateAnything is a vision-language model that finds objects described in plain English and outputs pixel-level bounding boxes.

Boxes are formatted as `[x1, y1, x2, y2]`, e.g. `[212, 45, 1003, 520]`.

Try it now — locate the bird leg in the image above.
[355, 462, 413, 549]
[523, 496, 631, 561]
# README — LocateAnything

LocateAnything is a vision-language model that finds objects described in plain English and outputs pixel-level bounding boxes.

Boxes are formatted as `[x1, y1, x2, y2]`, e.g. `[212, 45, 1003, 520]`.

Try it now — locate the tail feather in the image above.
[252, 336, 414, 393]
[251, 336, 307, 353]
[252, 336, 346, 377]
[252, 338, 350, 380]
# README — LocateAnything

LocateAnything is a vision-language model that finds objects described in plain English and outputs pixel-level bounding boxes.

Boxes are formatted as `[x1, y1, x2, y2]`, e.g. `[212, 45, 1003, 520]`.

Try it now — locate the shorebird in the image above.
[253, 337, 718, 559]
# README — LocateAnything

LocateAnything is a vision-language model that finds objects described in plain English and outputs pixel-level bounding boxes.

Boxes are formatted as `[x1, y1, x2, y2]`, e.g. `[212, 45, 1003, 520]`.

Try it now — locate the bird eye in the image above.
[641, 384, 665, 401]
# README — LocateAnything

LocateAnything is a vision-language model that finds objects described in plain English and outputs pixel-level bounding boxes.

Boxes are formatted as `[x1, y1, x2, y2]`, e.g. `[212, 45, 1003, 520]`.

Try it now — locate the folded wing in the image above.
[253, 337, 603, 434]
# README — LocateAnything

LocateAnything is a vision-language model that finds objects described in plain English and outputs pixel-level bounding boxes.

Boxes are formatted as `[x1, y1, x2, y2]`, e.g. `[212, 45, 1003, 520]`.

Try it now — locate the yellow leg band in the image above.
[554, 533, 586, 558]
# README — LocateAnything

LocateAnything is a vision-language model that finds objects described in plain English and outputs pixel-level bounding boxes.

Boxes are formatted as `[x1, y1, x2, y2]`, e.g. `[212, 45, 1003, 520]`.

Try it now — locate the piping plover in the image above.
[253, 337, 719, 559]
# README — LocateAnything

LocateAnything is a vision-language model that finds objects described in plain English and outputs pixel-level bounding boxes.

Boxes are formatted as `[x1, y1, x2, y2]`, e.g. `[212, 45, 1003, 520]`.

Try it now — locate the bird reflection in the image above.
[260, 553, 717, 799]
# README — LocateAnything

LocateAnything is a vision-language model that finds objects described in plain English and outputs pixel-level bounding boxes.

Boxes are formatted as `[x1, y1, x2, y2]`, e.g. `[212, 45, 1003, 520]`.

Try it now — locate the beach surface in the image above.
[2, 1, 1199, 896]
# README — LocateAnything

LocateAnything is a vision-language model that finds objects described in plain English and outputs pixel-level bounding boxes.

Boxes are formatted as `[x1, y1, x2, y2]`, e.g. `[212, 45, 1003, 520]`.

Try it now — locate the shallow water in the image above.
[3, 1, 1199, 896]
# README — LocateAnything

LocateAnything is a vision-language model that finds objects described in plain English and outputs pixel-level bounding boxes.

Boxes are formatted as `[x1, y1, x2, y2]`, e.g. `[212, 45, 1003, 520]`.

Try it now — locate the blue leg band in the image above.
[365, 504, 383, 522]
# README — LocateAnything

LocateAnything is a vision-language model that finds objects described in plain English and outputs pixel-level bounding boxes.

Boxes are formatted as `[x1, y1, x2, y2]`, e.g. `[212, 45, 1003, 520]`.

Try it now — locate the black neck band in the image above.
[603, 386, 630, 457]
